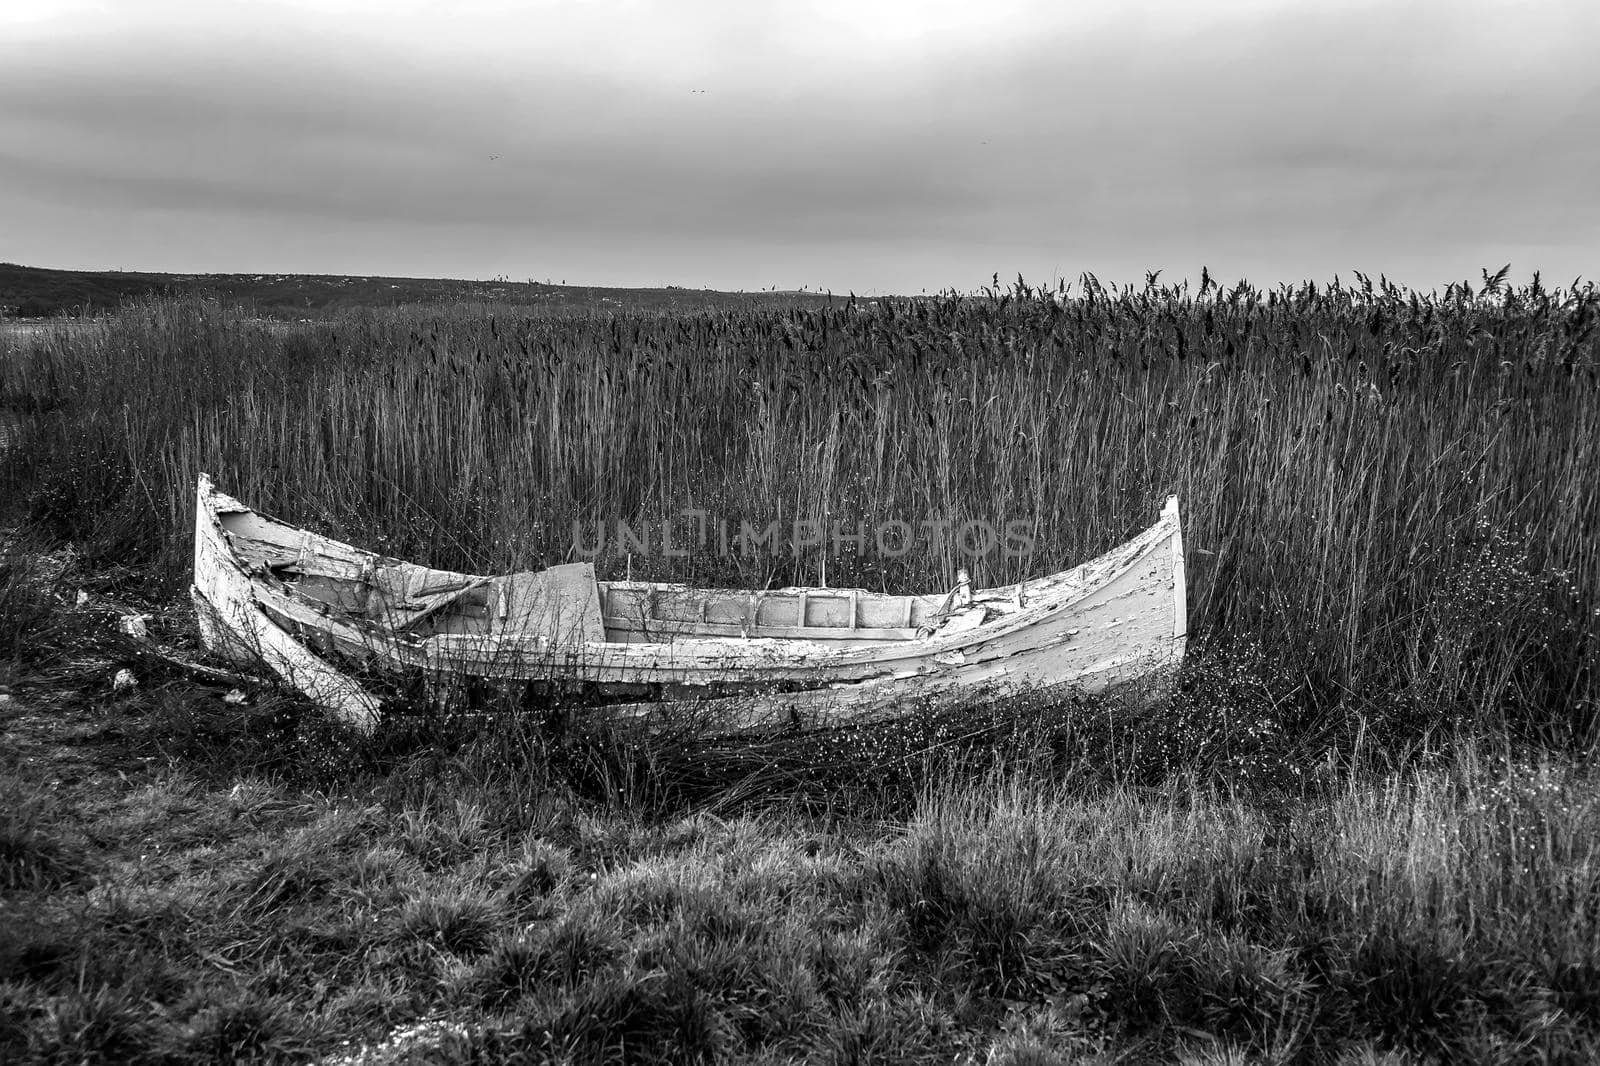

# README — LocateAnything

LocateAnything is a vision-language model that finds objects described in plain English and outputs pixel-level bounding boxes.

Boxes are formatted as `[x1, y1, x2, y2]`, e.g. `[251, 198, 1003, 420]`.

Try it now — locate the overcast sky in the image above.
[3, 0, 1596, 294]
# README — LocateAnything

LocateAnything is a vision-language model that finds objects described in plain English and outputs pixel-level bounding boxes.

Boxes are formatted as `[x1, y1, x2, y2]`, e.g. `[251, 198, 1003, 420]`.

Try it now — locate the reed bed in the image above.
[1, 274, 1596, 746]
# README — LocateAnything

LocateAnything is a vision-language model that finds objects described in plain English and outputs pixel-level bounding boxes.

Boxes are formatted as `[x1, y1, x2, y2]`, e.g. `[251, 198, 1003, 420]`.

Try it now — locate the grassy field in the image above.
[2, 274, 1598, 1062]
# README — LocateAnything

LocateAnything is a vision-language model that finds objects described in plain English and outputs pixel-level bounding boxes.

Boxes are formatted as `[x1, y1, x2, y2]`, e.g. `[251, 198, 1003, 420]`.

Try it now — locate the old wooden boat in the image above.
[192, 474, 1187, 735]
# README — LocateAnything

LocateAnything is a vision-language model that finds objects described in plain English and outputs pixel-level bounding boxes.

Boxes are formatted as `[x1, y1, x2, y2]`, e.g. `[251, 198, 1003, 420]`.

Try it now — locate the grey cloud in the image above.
[2, 1, 1596, 291]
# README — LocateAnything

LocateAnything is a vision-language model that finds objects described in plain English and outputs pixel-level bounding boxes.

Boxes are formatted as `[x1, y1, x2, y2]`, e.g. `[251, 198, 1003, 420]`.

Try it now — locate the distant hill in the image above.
[0, 263, 842, 318]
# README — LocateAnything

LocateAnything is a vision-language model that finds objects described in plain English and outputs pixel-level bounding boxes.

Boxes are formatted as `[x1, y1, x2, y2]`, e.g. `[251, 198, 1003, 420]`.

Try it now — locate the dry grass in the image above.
[6, 679, 1600, 1062]
[2, 273, 1599, 1061]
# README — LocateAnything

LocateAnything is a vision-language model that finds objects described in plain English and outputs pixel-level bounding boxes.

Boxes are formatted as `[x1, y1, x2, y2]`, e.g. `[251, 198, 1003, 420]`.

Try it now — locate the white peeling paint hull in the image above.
[193, 474, 1186, 736]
